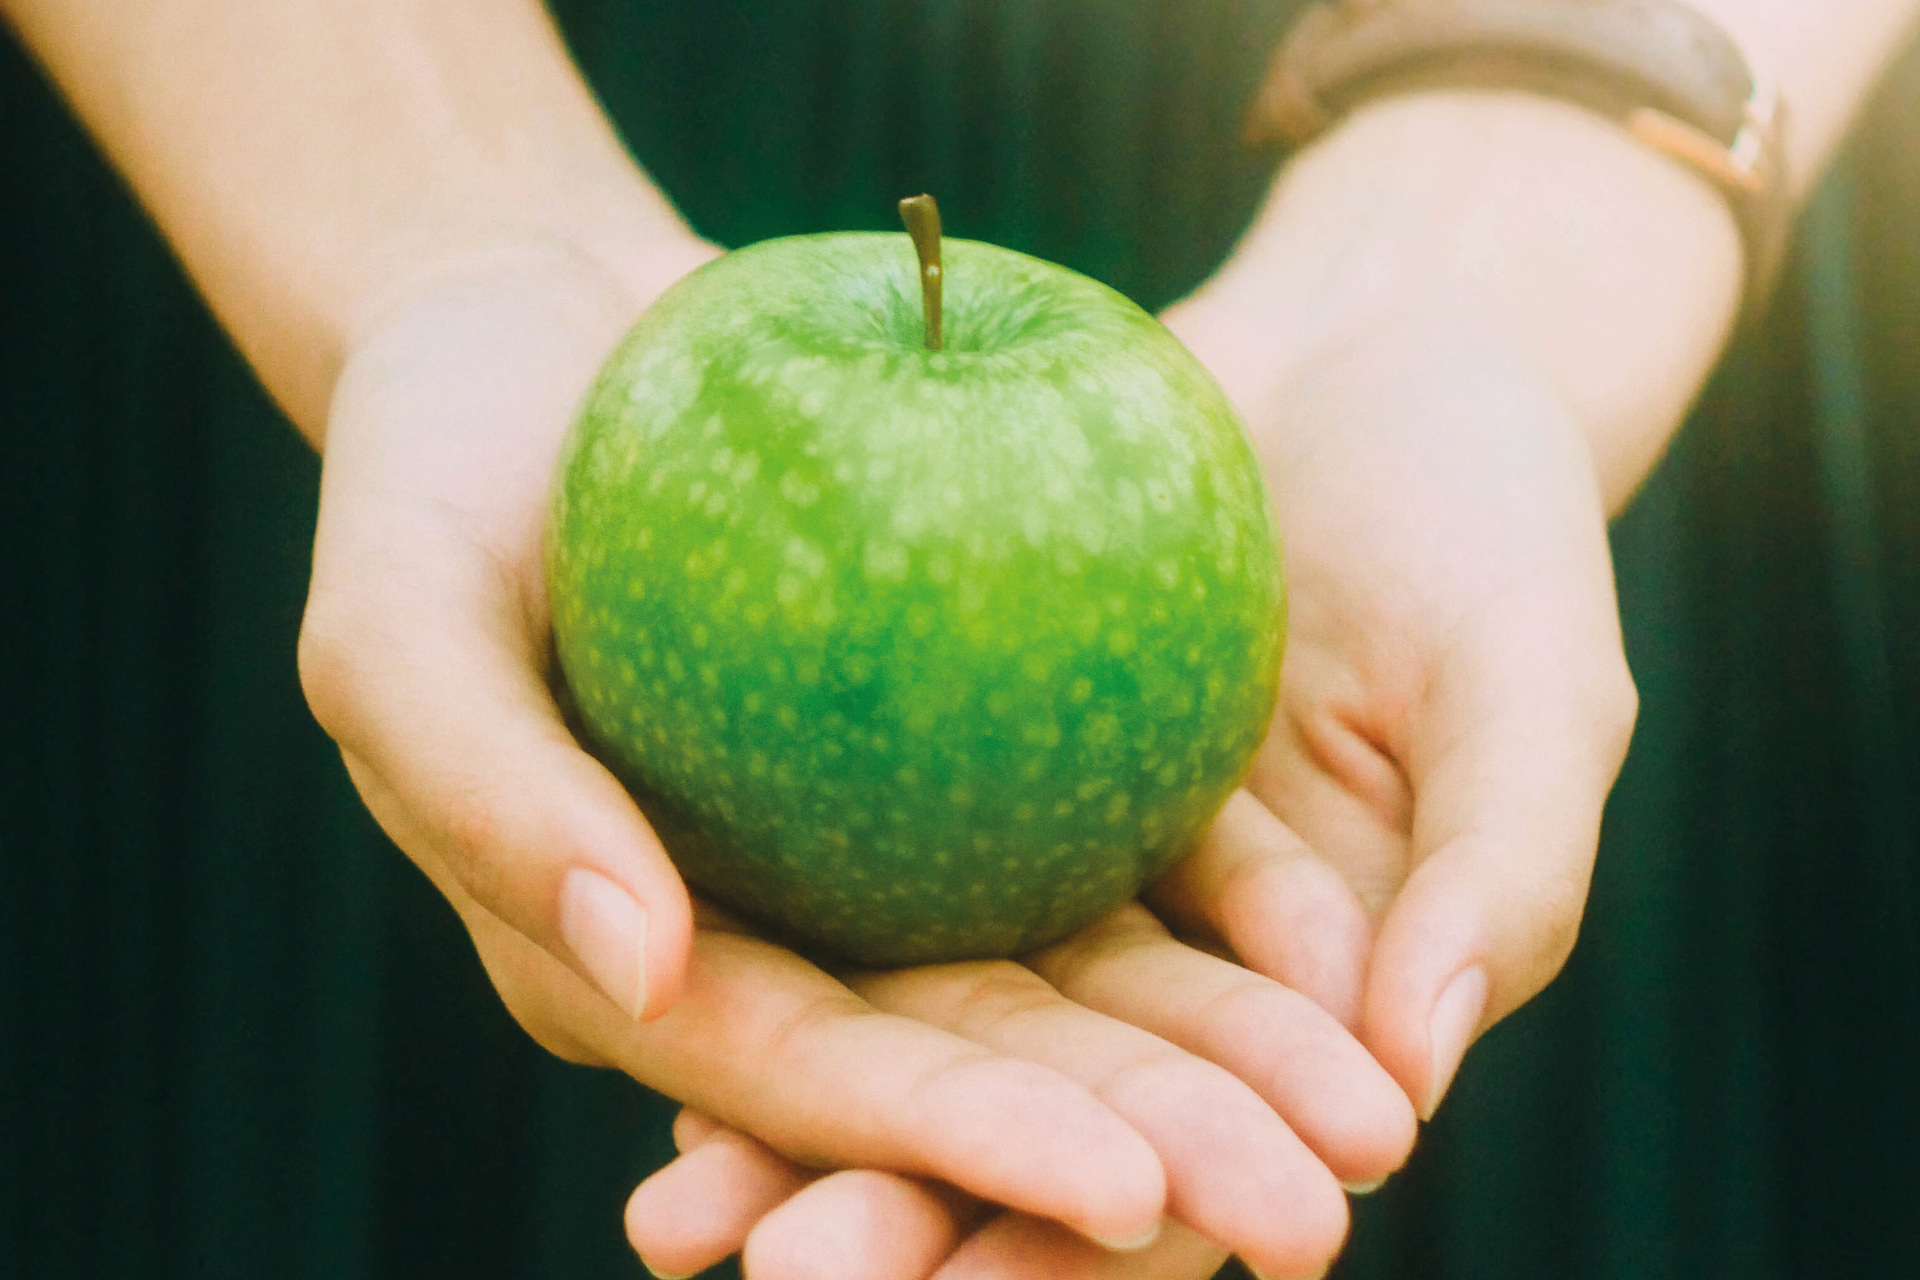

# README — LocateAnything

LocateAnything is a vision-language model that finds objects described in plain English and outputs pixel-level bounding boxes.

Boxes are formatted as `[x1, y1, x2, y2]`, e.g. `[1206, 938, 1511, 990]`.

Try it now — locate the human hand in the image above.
[295, 234, 1414, 1277]
[298, 234, 723, 1023]
[623, 902, 1413, 1280]
[1151, 297, 1638, 1119]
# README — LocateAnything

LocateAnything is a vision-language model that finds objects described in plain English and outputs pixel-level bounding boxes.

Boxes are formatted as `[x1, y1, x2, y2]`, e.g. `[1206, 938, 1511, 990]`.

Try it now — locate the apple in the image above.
[549, 201, 1283, 967]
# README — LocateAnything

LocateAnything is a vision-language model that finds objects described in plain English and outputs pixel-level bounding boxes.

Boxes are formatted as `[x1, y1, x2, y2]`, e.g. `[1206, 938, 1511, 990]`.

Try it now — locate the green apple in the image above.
[549, 218, 1283, 967]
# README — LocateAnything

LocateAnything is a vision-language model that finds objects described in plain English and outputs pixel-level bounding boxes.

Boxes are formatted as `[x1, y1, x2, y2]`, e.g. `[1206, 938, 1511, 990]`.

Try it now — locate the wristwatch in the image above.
[1244, 0, 1788, 320]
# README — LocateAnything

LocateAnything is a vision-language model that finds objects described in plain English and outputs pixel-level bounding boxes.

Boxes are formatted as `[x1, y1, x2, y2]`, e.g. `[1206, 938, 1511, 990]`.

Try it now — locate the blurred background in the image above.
[2, 2, 1917, 1277]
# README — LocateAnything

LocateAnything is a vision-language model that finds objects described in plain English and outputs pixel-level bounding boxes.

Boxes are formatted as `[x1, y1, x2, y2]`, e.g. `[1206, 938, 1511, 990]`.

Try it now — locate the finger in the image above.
[1244, 638, 1421, 920]
[1365, 598, 1637, 1118]
[626, 1125, 812, 1279]
[302, 556, 694, 1021]
[933, 1214, 1229, 1280]
[672, 1106, 724, 1152]
[854, 958, 1349, 1278]
[1031, 905, 1416, 1190]
[643, 930, 1165, 1248]
[438, 887, 1167, 1249]
[743, 1170, 979, 1280]
[1148, 790, 1373, 1028]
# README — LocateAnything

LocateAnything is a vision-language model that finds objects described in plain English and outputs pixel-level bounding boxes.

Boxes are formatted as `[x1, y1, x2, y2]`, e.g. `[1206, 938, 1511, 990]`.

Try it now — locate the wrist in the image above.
[305, 174, 715, 447]
[313, 220, 717, 456]
[1168, 89, 1743, 510]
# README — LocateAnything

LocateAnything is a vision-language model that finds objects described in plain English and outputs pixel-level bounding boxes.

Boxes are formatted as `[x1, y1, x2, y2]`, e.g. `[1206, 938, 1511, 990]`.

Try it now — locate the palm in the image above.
[1161, 311, 1637, 1102]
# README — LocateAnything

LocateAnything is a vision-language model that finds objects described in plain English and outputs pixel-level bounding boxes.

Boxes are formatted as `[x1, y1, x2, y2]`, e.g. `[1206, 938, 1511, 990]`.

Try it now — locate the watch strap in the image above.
[1246, 0, 1788, 322]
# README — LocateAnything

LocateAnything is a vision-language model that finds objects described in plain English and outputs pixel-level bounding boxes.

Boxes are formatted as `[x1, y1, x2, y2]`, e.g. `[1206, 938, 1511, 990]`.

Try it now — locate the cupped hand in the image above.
[299, 233, 720, 1023]
[294, 233, 1414, 1274]
[1152, 299, 1639, 1117]
[624, 901, 1412, 1280]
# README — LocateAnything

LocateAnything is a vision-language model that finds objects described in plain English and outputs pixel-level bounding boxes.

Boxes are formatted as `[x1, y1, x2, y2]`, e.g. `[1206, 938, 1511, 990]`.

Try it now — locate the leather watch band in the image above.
[1245, 0, 1788, 322]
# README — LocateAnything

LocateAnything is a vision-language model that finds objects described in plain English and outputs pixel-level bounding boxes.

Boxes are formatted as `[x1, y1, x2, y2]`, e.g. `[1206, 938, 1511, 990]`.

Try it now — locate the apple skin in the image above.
[549, 232, 1283, 967]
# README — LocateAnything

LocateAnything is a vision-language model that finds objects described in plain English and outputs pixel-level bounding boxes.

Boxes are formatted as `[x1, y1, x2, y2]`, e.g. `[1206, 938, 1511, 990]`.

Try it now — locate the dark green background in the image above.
[2, 3, 1916, 1277]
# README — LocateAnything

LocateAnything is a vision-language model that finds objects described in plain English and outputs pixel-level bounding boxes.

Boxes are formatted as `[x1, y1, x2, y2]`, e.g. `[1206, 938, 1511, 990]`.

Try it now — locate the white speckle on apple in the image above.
[784, 536, 827, 578]
[1071, 509, 1107, 555]
[779, 471, 821, 507]
[893, 505, 927, 539]
[863, 542, 909, 582]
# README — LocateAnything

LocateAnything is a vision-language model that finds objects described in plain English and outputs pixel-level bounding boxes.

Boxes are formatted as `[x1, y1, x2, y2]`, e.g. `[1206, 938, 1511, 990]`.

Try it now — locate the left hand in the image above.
[1148, 298, 1638, 1115]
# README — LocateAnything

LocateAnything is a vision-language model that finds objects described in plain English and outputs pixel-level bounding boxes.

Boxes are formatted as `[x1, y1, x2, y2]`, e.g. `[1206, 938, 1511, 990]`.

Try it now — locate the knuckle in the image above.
[1096, 1046, 1221, 1115]
[1595, 661, 1640, 755]
[295, 595, 362, 740]
[758, 989, 873, 1073]
[947, 962, 1062, 1034]
[1026, 903, 1158, 989]
[1528, 864, 1592, 982]
[910, 1048, 1048, 1126]
[435, 783, 513, 906]
[1570, 650, 1640, 775]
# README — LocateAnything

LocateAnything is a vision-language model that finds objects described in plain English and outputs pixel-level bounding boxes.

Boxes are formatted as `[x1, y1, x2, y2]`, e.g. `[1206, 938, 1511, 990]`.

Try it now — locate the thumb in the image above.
[299, 535, 694, 1022]
[1362, 597, 1637, 1119]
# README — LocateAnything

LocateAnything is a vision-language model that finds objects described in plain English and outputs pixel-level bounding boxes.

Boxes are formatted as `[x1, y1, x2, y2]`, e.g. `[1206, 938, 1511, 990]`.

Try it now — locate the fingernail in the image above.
[641, 1264, 694, 1280]
[1247, 1265, 1327, 1280]
[559, 867, 649, 1019]
[1422, 965, 1488, 1120]
[1342, 1177, 1386, 1195]
[1091, 1218, 1162, 1252]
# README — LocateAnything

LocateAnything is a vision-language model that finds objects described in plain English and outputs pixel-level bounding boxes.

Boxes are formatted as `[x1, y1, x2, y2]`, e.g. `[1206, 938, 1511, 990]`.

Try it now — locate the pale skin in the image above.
[5, 1, 1915, 1278]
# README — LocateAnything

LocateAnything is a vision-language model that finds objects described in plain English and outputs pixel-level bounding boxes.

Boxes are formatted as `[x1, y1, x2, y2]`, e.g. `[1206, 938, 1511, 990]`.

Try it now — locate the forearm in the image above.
[1174, 0, 1920, 512]
[0, 0, 700, 441]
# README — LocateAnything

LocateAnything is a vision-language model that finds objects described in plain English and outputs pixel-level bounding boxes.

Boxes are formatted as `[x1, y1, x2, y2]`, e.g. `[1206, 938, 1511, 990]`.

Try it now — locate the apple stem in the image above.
[898, 194, 944, 351]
